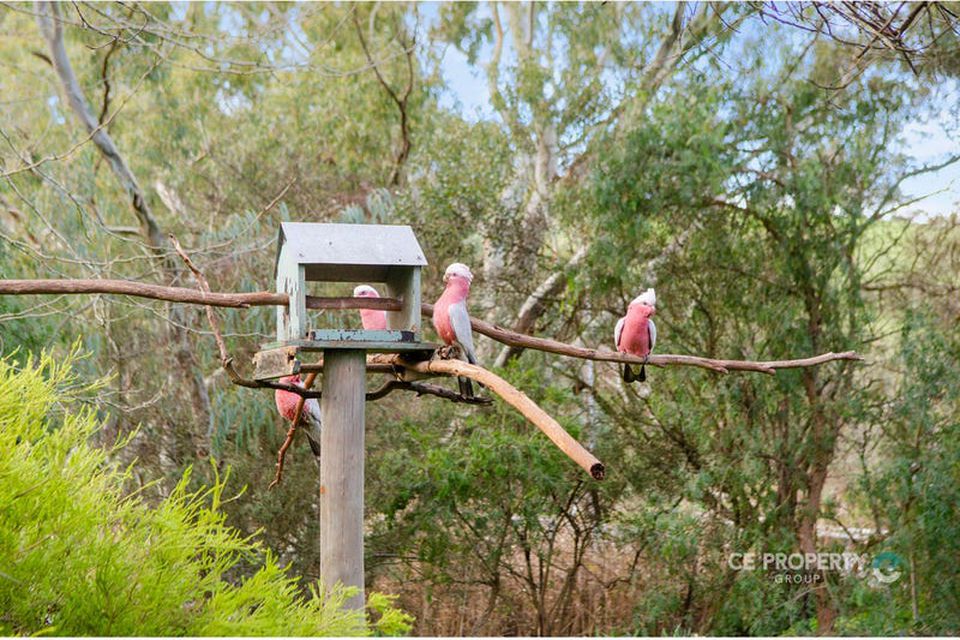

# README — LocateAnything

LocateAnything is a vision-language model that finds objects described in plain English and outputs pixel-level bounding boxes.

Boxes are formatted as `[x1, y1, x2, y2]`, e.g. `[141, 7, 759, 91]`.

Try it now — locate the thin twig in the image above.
[169, 234, 229, 364]
[353, 11, 414, 185]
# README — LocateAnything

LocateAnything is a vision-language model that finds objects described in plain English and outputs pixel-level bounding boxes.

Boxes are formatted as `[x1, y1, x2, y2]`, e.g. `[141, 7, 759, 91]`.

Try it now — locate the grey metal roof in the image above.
[274, 222, 427, 276]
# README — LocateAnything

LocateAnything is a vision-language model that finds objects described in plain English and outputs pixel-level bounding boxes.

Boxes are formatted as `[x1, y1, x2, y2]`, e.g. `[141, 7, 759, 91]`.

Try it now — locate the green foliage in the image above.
[0, 249, 55, 361]
[843, 312, 960, 634]
[0, 350, 411, 636]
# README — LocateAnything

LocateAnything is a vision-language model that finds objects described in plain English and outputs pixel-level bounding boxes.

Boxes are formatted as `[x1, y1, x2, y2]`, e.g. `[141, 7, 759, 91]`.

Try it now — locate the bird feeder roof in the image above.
[275, 222, 427, 281]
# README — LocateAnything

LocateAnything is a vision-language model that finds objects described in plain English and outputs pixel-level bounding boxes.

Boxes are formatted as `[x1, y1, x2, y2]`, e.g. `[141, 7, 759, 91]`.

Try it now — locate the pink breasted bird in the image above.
[432, 262, 480, 397]
[274, 374, 322, 461]
[614, 288, 657, 383]
[353, 284, 387, 330]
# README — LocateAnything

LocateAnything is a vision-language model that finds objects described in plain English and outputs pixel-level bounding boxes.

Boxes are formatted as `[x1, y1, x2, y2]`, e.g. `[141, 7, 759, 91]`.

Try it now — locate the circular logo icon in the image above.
[871, 551, 903, 584]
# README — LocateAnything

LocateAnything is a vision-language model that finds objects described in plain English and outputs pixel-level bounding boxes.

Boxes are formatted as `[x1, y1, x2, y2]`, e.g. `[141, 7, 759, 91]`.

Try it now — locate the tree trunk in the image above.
[36, 2, 212, 446]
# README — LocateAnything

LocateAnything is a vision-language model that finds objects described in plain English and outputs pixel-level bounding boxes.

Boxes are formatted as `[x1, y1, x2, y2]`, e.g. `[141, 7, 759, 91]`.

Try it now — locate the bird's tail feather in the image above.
[458, 376, 475, 398]
[305, 430, 321, 463]
[622, 358, 649, 384]
[463, 350, 485, 390]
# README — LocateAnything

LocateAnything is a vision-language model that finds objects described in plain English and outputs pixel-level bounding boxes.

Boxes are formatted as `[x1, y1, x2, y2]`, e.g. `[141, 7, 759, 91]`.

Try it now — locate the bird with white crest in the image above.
[614, 288, 657, 383]
[432, 262, 481, 397]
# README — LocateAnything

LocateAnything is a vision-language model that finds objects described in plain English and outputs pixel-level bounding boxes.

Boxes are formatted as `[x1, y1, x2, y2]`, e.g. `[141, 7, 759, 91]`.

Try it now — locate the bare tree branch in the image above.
[35, 1, 168, 255]
[0, 278, 864, 375]
[426, 301, 862, 375]
[0, 279, 403, 310]
[353, 11, 415, 186]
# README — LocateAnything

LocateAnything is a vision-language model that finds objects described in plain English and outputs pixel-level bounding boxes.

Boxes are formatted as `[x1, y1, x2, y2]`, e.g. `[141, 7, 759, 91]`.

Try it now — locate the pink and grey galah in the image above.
[614, 288, 657, 383]
[432, 262, 481, 397]
[274, 374, 322, 462]
[353, 284, 387, 330]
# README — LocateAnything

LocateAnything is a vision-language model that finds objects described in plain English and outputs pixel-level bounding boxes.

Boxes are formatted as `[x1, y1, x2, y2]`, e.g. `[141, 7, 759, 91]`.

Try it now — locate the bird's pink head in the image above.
[629, 288, 656, 314]
[279, 374, 302, 385]
[354, 284, 388, 330]
[353, 284, 380, 298]
[443, 262, 474, 289]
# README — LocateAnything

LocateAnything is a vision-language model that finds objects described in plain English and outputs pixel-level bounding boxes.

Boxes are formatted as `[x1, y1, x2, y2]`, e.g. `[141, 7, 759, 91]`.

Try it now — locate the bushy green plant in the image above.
[0, 349, 412, 636]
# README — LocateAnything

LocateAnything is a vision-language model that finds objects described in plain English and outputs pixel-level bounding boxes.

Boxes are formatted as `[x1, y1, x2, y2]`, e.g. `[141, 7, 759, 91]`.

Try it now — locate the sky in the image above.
[428, 4, 960, 219]
[898, 100, 960, 219]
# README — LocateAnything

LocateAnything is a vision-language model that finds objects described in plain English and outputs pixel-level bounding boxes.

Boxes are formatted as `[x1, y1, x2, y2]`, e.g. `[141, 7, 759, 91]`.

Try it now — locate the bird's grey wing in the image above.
[302, 399, 322, 460]
[449, 301, 478, 364]
[648, 318, 657, 352]
[614, 317, 625, 350]
[303, 398, 322, 429]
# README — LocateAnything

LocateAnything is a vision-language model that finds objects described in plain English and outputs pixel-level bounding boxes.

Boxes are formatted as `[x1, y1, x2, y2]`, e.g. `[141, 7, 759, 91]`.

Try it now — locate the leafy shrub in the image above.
[0, 349, 412, 636]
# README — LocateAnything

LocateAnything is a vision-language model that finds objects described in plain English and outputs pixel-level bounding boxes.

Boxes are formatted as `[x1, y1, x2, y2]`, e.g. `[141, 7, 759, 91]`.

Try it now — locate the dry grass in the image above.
[370, 531, 667, 636]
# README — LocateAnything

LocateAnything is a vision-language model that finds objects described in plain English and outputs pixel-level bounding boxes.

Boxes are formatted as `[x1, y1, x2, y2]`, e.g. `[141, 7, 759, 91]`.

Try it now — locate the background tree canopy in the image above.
[1, 1, 959, 636]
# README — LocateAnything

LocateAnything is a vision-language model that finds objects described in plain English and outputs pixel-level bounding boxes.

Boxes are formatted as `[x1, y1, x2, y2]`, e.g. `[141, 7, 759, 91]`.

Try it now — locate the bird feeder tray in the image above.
[262, 329, 433, 349]
[252, 340, 437, 380]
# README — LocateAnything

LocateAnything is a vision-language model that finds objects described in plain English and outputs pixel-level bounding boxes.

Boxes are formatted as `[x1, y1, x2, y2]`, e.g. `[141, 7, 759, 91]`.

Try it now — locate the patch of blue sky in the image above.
[419, 1, 497, 122]
[170, 2, 188, 22]
[46, 95, 65, 125]
[899, 80, 960, 219]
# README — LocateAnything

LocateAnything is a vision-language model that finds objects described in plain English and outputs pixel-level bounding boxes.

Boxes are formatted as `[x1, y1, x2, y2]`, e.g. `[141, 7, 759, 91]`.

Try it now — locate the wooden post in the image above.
[319, 349, 366, 609]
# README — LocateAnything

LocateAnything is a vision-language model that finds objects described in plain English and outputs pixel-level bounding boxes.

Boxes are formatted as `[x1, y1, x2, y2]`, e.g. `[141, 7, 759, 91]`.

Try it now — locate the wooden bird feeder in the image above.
[255, 221, 434, 610]
[254, 222, 433, 381]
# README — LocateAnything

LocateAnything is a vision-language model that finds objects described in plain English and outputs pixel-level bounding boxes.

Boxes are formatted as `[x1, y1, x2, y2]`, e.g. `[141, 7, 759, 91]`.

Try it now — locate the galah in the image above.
[274, 374, 322, 461]
[353, 284, 387, 330]
[432, 262, 480, 397]
[614, 288, 657, 383]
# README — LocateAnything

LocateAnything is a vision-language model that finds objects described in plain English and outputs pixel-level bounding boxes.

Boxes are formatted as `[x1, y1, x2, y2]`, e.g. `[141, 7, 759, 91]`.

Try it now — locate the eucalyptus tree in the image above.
[425, 3, 744, 359]
[562, 27, 954, 632]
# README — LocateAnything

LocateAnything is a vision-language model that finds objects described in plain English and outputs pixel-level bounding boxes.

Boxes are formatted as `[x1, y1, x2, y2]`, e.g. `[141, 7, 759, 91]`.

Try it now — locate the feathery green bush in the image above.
[0, 349, 412, 636]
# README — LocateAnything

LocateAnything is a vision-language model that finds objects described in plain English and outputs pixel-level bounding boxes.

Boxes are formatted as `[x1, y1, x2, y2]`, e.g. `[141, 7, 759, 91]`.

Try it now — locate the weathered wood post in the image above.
[260, 222, 431, 609]
[319, 349, 366, 608]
